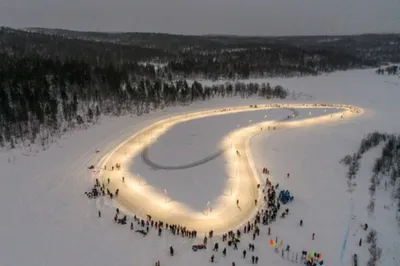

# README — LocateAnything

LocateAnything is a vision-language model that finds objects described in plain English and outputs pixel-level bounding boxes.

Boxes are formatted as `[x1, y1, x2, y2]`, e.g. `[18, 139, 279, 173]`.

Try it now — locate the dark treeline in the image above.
[2, 28, 399, 80]
[26, 27, 400, 64]
[340, 132, 400, 227]
[0, 52, 288, 149]
[0, 27, 170, 65]
[168, 47, 364, 80]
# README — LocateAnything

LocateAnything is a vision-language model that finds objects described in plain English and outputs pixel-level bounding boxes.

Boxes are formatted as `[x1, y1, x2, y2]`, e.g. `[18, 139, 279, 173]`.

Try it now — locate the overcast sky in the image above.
[1, 0, 399, 36]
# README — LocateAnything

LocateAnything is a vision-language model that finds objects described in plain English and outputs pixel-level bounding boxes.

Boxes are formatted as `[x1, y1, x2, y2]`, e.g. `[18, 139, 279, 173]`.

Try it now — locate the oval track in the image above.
[97, 104, 363, 234]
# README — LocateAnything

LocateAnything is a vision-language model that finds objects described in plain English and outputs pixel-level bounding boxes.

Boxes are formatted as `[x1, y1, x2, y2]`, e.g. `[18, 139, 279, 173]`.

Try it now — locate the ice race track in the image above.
[2, 70, 400, 266]
[98, 104, 363, 235]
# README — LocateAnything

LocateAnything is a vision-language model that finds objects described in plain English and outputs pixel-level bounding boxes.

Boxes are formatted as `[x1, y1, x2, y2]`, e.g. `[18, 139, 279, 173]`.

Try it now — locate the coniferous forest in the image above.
[0, 27, 399, 148]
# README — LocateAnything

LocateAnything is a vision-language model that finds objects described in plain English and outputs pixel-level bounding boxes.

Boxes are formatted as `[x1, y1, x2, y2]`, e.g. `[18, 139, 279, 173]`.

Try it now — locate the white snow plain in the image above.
[1, 69, 400, 266]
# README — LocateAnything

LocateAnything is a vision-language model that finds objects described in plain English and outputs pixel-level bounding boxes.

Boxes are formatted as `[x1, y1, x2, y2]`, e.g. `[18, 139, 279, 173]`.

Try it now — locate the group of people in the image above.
[103, 163, 121, 171]
[84, 186, 100, 199]
[88, 163, 312, 266]
[202, 217, 263, 264]
[190, 173, 298, 265]
[85, 177, 119, 200]
[262, 167, 270, 174]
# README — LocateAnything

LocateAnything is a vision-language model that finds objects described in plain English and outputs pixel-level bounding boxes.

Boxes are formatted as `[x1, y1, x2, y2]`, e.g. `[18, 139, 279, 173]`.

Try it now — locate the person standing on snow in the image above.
[213, 243, 219, 251]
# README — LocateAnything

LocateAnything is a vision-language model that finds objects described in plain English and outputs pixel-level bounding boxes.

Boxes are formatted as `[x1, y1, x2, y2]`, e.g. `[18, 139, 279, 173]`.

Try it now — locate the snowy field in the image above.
[1, 69, 400, 266]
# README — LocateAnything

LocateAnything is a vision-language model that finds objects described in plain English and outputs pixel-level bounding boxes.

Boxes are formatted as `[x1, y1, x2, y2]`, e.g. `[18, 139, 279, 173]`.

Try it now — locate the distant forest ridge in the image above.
[24, 27, 400, 41]
[2, 26, 399, 80]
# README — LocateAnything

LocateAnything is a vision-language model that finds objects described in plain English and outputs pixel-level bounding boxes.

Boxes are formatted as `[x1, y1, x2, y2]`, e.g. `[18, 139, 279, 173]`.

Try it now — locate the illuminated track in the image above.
[96, 104, 363, 235]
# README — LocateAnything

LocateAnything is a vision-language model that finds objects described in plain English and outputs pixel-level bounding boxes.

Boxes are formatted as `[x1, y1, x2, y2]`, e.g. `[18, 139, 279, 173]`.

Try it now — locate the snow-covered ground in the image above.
[1, 69, 399, 266]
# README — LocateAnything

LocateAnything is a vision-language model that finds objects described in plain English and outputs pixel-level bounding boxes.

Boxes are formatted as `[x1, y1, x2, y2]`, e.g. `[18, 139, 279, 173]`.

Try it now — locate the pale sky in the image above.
[0, 0, 399, 36]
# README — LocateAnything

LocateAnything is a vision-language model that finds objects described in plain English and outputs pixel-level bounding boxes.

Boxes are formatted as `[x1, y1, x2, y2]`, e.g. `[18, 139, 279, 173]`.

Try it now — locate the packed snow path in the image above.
[140, 108, 298, 170]
[97, 104, 363, 234]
